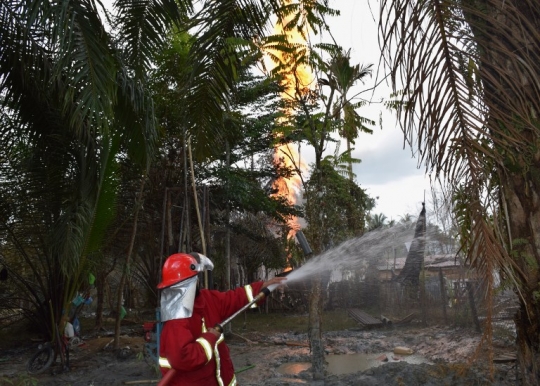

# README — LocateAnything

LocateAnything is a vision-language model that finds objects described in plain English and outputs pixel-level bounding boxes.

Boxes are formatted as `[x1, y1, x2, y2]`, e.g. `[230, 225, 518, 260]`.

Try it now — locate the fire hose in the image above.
[156, 287, 273, 386]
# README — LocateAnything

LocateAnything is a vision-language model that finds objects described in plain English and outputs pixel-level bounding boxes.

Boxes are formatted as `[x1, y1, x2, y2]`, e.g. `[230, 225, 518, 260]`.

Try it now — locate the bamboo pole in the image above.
[187, 137, 207, 288]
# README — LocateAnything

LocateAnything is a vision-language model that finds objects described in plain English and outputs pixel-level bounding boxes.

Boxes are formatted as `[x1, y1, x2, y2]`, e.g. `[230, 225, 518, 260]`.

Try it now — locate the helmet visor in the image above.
[160, 276, 198, 321]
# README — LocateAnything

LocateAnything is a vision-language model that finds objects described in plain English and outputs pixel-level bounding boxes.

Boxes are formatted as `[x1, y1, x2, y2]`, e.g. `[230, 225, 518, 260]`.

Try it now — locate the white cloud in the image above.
[319, 0, 432, 219]
[353, 126, 422, 185]
[363, 175, 430, 220]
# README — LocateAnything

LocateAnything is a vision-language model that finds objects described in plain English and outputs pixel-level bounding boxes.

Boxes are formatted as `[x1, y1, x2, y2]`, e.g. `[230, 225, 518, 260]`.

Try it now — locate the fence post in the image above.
[439, 268, 448, 324]
[420, 268, 427, 327]
[466, 281, 481, 332]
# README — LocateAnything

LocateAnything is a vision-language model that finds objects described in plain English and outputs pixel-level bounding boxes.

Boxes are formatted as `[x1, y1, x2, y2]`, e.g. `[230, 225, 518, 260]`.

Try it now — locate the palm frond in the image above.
[380, 1, 540, 180]
[0, 1, 119, 140]
[185, 0, 275, 159]
[52, 1, 118, 133]
[380, 1, 484, 180]
[380, 4, 540, 367]
[114, 0, 189, 80]
[83, 134, 121, 257]
[114, 63, 157, 167]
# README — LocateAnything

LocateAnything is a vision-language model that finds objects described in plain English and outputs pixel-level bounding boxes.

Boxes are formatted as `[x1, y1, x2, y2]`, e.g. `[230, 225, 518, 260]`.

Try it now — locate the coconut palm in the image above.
[326, 49, 374, 180]
[367, 213, 389, 230]
[380, 1, 540, 383]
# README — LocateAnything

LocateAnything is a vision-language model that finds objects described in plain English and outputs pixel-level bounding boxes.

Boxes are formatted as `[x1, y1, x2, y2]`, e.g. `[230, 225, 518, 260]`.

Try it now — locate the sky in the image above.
[318, 0, 432, 221]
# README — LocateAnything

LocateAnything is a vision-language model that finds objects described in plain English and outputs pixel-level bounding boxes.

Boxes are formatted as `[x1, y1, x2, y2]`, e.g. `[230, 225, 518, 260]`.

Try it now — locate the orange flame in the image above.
[270, 3, 313, 239]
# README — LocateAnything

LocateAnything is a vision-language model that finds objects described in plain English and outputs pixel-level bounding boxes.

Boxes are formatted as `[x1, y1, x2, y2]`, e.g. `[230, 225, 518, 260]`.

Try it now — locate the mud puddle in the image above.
[277, 352, 431, 376]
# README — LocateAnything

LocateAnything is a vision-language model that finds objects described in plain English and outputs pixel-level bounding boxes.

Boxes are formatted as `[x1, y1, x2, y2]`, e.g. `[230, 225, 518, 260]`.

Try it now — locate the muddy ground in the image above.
[0, 321, 518, 385]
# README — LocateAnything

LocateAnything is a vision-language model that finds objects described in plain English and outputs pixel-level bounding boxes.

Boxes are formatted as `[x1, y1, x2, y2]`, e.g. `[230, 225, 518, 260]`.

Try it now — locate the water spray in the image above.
[276, 222, 425, 286]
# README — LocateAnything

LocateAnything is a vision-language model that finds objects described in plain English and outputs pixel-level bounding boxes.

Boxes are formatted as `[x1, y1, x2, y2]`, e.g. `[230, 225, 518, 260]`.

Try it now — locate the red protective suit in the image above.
[159, 281, 264, 386]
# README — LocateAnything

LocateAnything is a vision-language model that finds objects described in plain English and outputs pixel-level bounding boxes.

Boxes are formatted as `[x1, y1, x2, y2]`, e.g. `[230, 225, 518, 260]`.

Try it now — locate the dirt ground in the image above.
[0, 321, 518, 385]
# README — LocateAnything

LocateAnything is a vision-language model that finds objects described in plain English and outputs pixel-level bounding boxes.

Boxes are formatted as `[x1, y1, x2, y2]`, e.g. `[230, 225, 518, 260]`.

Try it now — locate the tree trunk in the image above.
[466, 1, 540, 382]
[346, 139, 353, 182]
[501, 174, 540, 385]
[113, 177, 146, 350]
[308, 276, 325, 380]
[94, 269, 106, 330]
[188, 139, 207, 287]
[226, 139, 231, 291]
[167, 193, 174, 255]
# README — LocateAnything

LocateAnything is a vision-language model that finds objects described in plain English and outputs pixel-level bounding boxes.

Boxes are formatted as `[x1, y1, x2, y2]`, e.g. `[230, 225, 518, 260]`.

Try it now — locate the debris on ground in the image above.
[0, 323, 517, 385]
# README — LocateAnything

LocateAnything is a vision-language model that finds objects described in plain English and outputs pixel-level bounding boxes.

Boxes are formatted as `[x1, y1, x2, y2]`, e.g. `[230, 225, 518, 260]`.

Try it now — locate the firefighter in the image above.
[157, 252, 286, 386]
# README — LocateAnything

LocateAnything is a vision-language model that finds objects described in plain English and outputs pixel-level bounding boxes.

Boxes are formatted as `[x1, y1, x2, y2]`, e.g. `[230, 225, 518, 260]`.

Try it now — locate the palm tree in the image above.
[322, 142, 362, 179]
[0, 0, 182, 347]
[398, 213, 414, 224]
[326, 49, 374, 180]
[368, 213, 388, 230]
[380, 1, 540, 383]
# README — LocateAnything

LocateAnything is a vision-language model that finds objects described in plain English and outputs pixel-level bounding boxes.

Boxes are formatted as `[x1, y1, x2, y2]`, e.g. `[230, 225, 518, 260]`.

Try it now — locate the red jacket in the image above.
[159, 281, 264, 386]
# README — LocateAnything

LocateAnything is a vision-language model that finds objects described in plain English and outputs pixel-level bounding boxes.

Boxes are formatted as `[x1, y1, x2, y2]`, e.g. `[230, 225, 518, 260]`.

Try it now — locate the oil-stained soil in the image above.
[0, 322, 518, 385]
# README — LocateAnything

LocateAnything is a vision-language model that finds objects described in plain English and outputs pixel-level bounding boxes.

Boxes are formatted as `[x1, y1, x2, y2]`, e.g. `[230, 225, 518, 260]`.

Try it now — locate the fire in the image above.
[269, 2, 313, 238]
